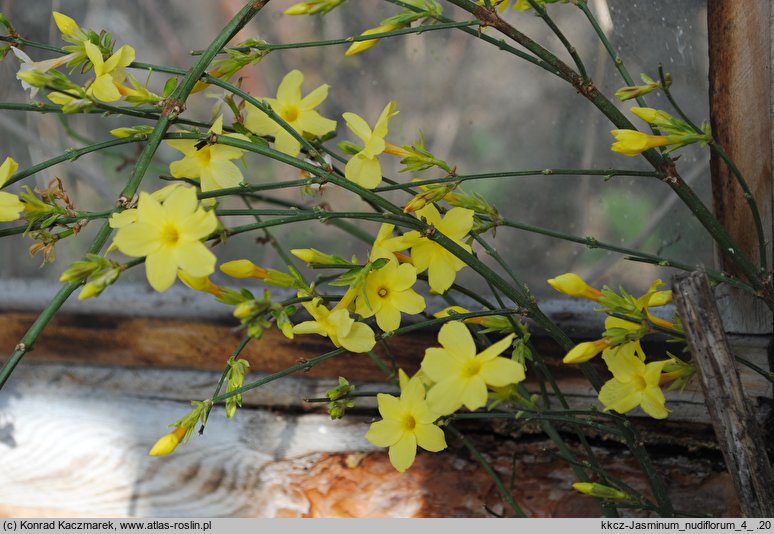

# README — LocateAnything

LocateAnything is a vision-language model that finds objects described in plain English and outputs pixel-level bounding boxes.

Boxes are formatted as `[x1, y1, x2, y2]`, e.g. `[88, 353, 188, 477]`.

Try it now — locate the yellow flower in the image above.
[112, 186, 218, 292]
[178, 272, 223, 297]
[370, 223, 413, 262]
[52, 11, 89, 43]
[355, 258, 425, 332]
[421, 321, 522, 415]
[610, 129, 681, 157]
[0, 157, 24, 222]
[245, 69, 336, 157]
[598, 350, 670, 419]
[84, 41, 135, 102]
[220, 259, 269, 279]
[148, 426, 188, 456]
[547, 272, 602, 300]
[365, 375, 446, 472]
[572, 482, 631, 501]
[404, 204, 474, 294]
[343, 101, 398, 189]
[345, 23, 402, 56]
[563, 339, 609, 364]
[292, 297, 376, 353]
[167, 115, 249, 192]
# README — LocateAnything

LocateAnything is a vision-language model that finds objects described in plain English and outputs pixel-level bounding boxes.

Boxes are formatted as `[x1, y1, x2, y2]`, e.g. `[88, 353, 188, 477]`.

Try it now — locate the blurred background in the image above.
[0, 0, 711, 298]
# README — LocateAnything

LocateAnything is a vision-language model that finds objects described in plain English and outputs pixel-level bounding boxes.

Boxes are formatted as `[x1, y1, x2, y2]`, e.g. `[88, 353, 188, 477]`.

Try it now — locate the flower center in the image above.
[281, 104, 299, 123]
[377, 287, 389, 298]
[461, 358, 482, 378]
[401, 413, 417, 431]
[196, 146, 212, 166]
[160, 223, 181, 246]
[631, 375, 647, 392]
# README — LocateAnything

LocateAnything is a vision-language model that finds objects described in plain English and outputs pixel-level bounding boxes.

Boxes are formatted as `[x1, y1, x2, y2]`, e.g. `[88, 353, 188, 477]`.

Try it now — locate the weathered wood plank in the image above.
[0, 362, 742, 518]
[673, 270, 774, 517]
[707, 0, 773, 334]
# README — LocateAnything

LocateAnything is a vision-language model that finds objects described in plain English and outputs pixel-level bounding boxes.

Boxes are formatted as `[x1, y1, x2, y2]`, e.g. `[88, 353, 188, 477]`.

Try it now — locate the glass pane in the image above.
[0, 0, 711, 298]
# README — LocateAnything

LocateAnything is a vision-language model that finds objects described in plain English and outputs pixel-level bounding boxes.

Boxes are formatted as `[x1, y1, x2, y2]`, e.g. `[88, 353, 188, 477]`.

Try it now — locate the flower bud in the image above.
[547, 273, 602, 300]
[148, 426, 188, 456]
[345, 23, 403, 56]
[220, 259, 269, 279]
[563, 339, 608, 364]
[572, 482, 631, 501]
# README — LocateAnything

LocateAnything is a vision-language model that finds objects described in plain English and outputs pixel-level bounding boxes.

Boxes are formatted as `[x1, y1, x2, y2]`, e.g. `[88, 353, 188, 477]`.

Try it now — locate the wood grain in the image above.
[673, 270, 774, 517]
[0, 362, 741, 518]
[708, 0, 773, 333]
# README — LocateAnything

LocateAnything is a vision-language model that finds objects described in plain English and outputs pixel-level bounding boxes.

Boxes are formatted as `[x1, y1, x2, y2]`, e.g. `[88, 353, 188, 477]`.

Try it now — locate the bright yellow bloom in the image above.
[365, 375, 446, 472]
[148, 426, 187, 456]
[178, 272, 223, 297]
[563, 339, 609, 364]
[293, 297, 376, 353]
[112, 187, 218, 292]
[52, 12, 85, 40]
[84, 41, 135, 102]
[404, 204, 474, 294]
[547, 272, 602, 300]
[245, 69, 336, 157]
[598, 350, 670, 419]
[355, 258, 425, 332]
[167, 115, 249, 192]
[370, 223, 413, 262]
[421, 321, 522, 415]
[220, 259, 269, 279]
[610, 129, 681, 157]
[0, 156, 19, 189]
[601, 316, 646, 361]
[572, 482, 631, 501]
[343, 101, 398, 189]
[0, 157, 24, 222]
[345, 23, 402, 56]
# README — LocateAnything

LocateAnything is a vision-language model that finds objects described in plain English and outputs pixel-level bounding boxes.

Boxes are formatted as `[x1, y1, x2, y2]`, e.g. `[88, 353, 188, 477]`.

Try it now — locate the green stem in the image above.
[574, 0, 651, 110]
[200, 336, 252, 434]
[192, 20, 481, 54]
[527, 0, 587, 82]
[3, 137, 142, 189]
[495, 217, 753, 291]
[373, 168, 660, 192]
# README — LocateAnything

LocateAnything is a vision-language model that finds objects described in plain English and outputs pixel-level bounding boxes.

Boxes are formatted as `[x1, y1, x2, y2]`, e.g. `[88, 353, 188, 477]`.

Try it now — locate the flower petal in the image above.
[205, 159, 244, 191]
[365, 419, 402, 447]
[388, 432, 417, 472]
[391, 289, 425, 315]
[414, 423, 446, 452]
[438, 207, 474, 240]
[438, 321, 475, 359]
[599, 379, 642, 414]
[376, 392, 402, 420]
[276, 69, 303, 103]
[375, 303, 402, 332]
[340, 321, 376, 353]
[426, 376, 466, 415]
[175, 241, 216, 278]
[480, 357, 525, 387]
[475, 333, 515, 362]
[297, 110, 336, 137]
[343, 112, 372, 144]
[640, 387, 669, 419]
[345, 153, 382, 189]
[273, 129, 302, 157]
[145, 247, 178, 292]
[460, 376, 488, 411]
[299, 83, 329, 109]
[245, 104, 278, 136]
[113, 222, 161, 257]
[90, 74, 121, 102]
